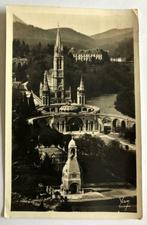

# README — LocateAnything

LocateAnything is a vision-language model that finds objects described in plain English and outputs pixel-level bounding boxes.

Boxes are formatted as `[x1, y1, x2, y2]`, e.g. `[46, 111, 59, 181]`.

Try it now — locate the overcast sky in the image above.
[14, 8, 136, 36]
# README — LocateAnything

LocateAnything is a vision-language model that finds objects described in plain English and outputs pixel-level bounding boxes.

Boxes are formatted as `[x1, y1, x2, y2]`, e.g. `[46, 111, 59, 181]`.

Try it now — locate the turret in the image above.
[79, 76, 85, 91]
[42, 72, 50, 107]
[77, 76, 85, 105]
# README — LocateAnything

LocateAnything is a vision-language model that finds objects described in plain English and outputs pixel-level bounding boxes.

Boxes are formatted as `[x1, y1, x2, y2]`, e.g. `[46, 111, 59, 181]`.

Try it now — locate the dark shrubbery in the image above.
[115, 89, 135, 118]
[76, 134, 136, 186]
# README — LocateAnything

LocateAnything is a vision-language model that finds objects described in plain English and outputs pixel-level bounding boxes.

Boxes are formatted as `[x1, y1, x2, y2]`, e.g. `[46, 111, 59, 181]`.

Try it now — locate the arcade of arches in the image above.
[55, 116, 100, 133]
[53, 115, 135, 134]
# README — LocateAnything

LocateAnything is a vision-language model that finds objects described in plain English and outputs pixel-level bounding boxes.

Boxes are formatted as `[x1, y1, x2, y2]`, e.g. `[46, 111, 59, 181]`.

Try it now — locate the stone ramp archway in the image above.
[67, 117, 83, 132]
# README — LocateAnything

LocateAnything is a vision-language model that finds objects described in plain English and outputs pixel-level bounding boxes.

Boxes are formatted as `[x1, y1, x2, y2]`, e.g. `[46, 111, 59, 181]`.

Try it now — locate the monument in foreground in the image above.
[61, 138, 81, 194]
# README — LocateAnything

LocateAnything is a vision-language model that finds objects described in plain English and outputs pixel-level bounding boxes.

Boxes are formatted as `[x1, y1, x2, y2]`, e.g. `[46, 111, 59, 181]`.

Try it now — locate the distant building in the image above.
[69, 48, 103, 62]
[39, 145, 66, 171]
[110, 57, 126, 63]
[13, 57, 28, 66]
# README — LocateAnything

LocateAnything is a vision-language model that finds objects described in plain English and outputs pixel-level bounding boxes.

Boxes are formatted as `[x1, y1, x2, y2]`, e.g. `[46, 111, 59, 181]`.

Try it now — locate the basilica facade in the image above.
[39, 26, 86, 106]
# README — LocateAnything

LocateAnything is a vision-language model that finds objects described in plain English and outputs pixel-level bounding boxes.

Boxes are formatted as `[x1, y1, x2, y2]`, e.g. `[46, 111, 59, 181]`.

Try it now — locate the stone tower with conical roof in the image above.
[41, 72, 50, 106]
[61, 138, 81, 194]
[77, 76, 85, 105]
[53, 25, 64, 103]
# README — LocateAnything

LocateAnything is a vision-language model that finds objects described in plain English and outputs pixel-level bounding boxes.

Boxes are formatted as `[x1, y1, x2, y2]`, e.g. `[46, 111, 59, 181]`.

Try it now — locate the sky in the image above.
[14, 8, 136, 36]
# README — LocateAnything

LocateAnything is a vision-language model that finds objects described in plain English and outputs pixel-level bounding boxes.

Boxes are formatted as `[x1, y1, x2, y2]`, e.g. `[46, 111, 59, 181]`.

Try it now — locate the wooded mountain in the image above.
[13, 16, 133, 57]
[13, 19, 96, 49]
[91, 28, 133, 57]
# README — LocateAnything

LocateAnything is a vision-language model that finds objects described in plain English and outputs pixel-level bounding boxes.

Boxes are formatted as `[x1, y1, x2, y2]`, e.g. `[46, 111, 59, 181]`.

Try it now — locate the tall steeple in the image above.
[54, 24, 63, 55]
[77, 76, 85, 105]
[53, 24, 64, 103]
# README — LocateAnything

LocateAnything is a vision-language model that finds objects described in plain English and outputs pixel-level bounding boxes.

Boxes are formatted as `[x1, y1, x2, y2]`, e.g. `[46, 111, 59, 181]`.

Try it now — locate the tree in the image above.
[76, 134, 106, 157]
[100, 49, 110, 63]
[115, 89, 135, 118]
[15, 63, 27, 82]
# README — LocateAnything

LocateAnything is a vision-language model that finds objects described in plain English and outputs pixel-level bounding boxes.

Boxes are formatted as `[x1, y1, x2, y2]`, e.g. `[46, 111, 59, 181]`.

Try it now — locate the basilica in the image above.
[36, 26, 102, 133]
[39, 25, 85, 106]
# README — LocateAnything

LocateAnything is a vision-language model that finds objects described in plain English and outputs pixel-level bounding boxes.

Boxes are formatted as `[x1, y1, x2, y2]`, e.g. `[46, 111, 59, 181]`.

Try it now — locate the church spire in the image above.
[77, 76, 85, 105]
[54, 24, 63, 54]
[79, 76, 85, 91]
[53, 24, 64, 103]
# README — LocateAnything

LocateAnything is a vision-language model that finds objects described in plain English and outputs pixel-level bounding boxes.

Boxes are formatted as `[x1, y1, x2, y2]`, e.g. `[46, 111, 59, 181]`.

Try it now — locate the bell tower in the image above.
[61, 138, 81, 194]
[77, 76, 85, 105]
[53, 25, 64, 103]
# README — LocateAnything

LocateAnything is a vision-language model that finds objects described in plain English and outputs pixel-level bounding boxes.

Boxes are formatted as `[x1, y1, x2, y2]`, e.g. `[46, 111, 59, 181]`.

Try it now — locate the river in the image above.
[87, 94, 124, 116]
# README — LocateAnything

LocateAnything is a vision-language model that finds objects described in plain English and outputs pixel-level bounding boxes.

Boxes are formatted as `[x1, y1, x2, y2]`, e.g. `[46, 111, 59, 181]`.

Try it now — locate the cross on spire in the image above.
[55, 24, 63, 54]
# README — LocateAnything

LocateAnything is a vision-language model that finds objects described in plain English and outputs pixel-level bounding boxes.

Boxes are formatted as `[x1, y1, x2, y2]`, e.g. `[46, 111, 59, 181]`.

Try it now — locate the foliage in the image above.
[113, 38, 134, 61]
[115, 88, 135, 118]
[13, 40, 30, 57]
[76, 134, 136, 186]
[76, 134, 105, 157]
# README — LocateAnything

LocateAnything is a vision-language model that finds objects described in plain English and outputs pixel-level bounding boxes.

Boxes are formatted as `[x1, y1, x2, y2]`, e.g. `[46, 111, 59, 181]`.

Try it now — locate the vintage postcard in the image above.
[5, 6, 142, 219]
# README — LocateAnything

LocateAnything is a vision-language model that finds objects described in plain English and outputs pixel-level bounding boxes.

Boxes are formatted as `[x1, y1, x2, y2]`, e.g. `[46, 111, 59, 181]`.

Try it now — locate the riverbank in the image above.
[87, 94, 124, 116]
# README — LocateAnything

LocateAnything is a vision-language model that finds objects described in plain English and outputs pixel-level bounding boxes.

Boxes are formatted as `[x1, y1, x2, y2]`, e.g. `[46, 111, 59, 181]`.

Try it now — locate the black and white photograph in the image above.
[5, 6, 142, 218]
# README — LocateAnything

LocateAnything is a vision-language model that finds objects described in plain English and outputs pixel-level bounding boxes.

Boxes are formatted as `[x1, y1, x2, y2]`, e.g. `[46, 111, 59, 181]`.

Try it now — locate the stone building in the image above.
[69, 48, 103, 62]
[61, 138, 81, 194]
[13, 57, 28, 67]
[110, 57, 126, 63]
